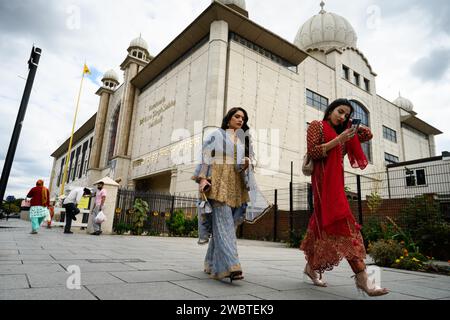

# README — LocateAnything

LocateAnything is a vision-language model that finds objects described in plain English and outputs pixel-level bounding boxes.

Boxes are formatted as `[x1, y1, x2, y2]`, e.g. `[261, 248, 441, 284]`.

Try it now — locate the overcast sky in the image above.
[1, 0, 449, 199]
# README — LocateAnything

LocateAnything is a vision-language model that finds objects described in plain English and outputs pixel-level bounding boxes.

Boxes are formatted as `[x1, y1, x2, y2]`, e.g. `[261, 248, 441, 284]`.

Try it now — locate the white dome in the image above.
[294, 2, 357, 51]
[129, 36, 149, 51]
[394, 94, 414, 112]
[102, 69, 119, 83]
[213, 0, 246, 10]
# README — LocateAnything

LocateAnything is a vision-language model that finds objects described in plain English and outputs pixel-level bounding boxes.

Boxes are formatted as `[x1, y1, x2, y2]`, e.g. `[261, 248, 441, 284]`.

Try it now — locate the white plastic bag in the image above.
[44, 209, 51, 223]
[94, 211, 106, 224]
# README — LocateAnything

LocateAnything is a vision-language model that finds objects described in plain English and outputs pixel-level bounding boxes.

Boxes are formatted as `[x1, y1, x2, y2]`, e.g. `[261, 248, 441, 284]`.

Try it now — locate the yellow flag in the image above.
[83, 63, 91, 75]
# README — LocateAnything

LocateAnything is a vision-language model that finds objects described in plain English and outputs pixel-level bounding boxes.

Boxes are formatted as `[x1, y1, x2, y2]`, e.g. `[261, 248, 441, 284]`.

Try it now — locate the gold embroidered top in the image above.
[206, 163, 250, 208]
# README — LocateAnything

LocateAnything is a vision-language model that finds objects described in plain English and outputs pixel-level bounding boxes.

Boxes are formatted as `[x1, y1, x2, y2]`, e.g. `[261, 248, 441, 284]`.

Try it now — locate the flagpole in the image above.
[59, 69, 87, 196]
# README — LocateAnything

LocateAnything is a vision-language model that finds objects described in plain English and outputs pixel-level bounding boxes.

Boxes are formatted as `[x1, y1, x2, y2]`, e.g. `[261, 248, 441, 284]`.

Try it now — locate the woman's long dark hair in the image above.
[221, 107, 253, 158]
[323, 98, 354, 134]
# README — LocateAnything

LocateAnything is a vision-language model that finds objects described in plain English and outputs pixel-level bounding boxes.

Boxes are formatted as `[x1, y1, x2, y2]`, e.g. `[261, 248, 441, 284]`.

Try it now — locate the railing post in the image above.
[356, 175, 363, 225]
[289, 162, 294, 235]
[274, 189, 278, 242]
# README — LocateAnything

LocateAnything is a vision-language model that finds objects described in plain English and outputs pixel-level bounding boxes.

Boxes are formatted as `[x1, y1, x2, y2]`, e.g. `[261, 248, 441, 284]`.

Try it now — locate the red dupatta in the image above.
[316, 121, 368, 236]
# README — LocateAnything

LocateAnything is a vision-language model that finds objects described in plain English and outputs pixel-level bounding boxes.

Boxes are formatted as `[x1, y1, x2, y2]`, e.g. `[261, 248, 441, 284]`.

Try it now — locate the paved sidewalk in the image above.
[1, 219, 449, 300]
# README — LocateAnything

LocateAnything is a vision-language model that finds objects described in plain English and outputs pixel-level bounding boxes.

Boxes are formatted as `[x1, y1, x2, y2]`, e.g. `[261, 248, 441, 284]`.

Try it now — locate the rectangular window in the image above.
[67, 151, 75, 183]
[405, 168, 427, 187]
[229, 32, 298, 72]
[342, 65, 350, 80]
[73, 147, 81, 182]
[362, 142, 372, 163]
[306, 89, 328, 112]
[364, 78, 370, 92]
[85, 138, 93, 175]
[383, 126, 397, 143]
[354, 72, 360, 87]
[79, 141, 88, 178]
[57, 157, 65, 187]
[385, 153, 399, 165]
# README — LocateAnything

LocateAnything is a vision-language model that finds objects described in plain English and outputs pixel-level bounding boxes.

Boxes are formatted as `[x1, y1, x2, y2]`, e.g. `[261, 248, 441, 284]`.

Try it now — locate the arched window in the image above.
[350, 100, 372, 162]
[138, 52, 143, 59]
[108, 107, 120, 164]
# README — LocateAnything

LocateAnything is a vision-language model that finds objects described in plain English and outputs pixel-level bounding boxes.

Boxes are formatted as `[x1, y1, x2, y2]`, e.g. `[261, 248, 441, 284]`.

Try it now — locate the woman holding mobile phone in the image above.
[192, 107, 258, 282]
[300, 98, 389, 297]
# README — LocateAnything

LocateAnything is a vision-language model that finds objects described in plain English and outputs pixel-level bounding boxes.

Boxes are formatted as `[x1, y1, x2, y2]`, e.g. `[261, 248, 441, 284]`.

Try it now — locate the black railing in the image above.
[242, 161, 450, 242]
[114, 189, 198, 235]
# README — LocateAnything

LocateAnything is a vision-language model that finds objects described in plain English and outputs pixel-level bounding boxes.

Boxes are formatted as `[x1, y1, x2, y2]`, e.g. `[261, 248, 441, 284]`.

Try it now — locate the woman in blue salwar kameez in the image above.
[192, 108, 270, 282]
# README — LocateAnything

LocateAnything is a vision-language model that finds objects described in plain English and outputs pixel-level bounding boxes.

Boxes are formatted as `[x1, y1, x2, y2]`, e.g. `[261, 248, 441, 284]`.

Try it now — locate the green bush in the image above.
[401, 196, 450, 261]
[114, 222, 132, 235]
[287, 230, 306, 248]
[368, 239, 403, 267]
[166, 210, 198, 237]
[391, 253, 426, 271]
[361, 218, 399, 249]
[167, 210, 186, 236]
[414, 222, 450, 261]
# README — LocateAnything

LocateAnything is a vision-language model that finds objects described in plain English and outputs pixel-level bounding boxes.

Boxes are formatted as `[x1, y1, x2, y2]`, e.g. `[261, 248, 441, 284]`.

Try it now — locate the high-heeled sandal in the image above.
[228, 271, 244, 283]
[303, 264, 327, 287]
[353, 270, 389, 297]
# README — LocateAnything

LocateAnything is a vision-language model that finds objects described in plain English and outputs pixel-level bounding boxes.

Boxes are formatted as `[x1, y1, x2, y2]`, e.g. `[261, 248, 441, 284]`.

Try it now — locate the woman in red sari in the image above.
[300, 99, 389, 297]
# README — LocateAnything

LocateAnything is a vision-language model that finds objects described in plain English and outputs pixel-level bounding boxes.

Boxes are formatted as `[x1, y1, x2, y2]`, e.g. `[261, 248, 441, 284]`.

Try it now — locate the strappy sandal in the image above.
[229, 271, 244, 283]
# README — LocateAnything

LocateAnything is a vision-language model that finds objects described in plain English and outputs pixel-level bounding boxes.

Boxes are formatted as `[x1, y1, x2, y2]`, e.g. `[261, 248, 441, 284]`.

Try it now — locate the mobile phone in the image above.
[351, 119, 361, 130]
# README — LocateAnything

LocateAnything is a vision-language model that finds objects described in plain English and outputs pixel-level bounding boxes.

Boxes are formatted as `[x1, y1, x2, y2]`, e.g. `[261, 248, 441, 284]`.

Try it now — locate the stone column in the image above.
[115, 63, 139, 157]
[204, 20, 229, 129]
[90, 90, 112, 169]
[86, 177, 119, 235]
[429, 135, 437, 157]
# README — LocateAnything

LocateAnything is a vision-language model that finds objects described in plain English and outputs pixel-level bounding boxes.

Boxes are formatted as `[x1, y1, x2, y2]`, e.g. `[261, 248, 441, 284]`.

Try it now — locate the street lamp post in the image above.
[0, 46, 42, 201]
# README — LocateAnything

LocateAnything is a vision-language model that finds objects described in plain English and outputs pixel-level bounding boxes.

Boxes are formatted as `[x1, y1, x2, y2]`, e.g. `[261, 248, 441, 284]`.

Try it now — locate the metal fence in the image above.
[344, 162, 450, 227]
[243, 161, 450, 242]
[114, 189, 198, 235]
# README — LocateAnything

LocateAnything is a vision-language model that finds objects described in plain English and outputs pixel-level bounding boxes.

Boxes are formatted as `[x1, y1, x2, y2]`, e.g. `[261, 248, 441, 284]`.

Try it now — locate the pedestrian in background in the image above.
[26, 180, 50, 234]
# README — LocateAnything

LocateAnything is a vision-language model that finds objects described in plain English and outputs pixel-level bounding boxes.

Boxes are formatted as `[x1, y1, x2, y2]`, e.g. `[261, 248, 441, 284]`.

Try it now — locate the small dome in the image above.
[294, 1, 357, 52]
[213, 0, 246, 10]
[394, 94, 414, 112]
[129, 36, 149, 51]
[102, 69, 119, 83]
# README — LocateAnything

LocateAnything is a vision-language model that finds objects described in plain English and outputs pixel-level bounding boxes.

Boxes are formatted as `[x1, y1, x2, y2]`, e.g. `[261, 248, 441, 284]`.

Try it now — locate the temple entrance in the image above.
[135, 171, 172, 194]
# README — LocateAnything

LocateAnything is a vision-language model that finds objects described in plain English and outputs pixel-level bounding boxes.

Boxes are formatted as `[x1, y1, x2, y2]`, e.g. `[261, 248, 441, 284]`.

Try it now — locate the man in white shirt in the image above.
[63, 187, 91, 234]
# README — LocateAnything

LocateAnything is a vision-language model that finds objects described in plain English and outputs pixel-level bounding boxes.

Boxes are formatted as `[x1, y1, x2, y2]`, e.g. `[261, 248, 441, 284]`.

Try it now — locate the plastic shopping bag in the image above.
[94, 211, 106, 224]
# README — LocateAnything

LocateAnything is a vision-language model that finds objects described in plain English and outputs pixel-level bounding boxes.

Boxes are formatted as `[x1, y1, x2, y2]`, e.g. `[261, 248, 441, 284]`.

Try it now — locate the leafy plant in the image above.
[167, 210, 186, 236]
[367, 191, 382, 215]
[114, 222, 132, 235]
[132, 198, 149, 235]
[368, 239, 403, 267]
[391, 250, 428, 271]
[287, 230, 306, 248]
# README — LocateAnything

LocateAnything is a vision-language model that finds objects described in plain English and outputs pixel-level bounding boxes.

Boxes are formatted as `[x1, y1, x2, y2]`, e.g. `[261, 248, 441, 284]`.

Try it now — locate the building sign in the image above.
[139, 97, 176, 128]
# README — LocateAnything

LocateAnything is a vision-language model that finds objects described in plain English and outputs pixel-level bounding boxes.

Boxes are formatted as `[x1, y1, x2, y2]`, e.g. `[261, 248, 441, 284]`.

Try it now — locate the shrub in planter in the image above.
[114, 222, 132, 235]
[368, 239, 403, 267]
[167, 210, 186, 236]
[415, 222, 450, 261]
[361, 217, 399, 249]
[391, 251, 428, 271]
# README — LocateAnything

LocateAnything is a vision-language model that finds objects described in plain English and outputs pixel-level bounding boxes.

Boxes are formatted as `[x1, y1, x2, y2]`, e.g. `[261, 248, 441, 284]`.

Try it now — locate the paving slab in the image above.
[86, 282, 206, 300]
[172, 279, 278, 298]
[0, 275, 29, 290]
[110, 270, 197, 283]
[0, 287, 97, 300]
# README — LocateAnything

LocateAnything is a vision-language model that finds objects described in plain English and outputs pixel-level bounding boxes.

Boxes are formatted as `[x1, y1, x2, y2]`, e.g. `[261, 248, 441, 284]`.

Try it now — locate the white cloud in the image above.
[1, 0, 449, 198]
